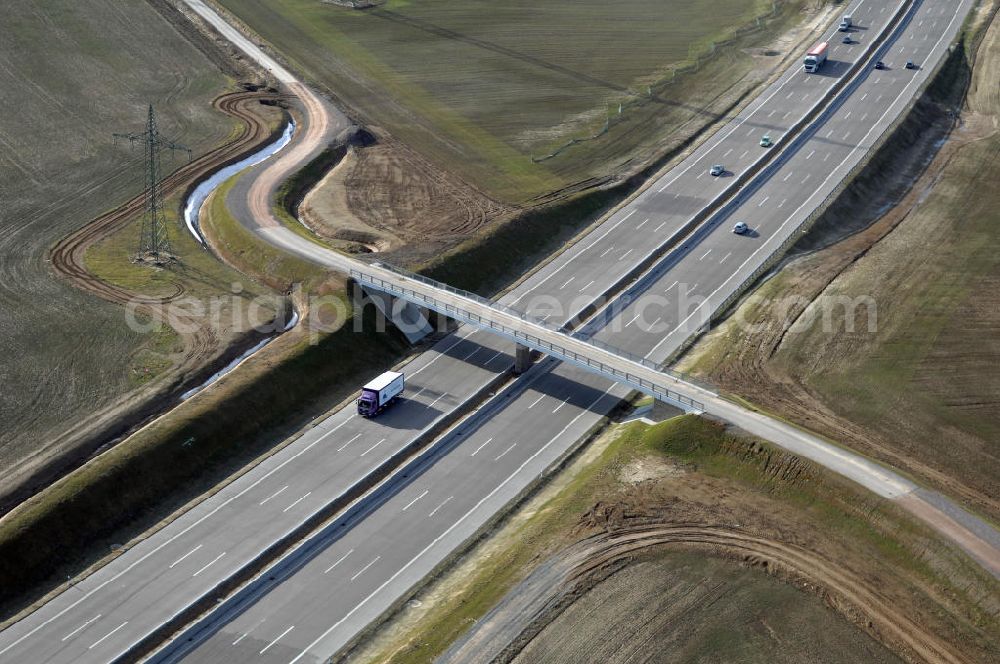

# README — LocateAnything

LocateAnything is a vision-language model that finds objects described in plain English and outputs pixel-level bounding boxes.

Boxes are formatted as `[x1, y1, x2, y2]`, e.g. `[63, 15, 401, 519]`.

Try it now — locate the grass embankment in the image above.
[273, 146, 360, 250]
[420, 183, 630, 295]
[202, 176, 329, 290]
[0, 284, 407, 617]
[348, 416, 997, 664]
[682, 9, 1000, 520]
[216, 0, 805, 203]
[0, 170, 409, 617]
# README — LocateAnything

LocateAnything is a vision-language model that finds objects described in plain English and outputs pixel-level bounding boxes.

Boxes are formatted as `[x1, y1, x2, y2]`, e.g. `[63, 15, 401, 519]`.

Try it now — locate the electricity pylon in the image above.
[114, 105, 191, 264]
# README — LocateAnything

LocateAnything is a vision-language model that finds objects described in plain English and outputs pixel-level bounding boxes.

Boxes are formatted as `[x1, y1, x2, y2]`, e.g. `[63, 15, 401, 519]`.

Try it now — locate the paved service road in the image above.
[1, 1, 993, 663]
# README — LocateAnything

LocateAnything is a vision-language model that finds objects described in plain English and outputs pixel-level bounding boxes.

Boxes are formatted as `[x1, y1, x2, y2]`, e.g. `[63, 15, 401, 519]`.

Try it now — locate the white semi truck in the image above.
[839, 14, 853, 31]
[804, 42, 828, 73]
[357, 371, 404, 417]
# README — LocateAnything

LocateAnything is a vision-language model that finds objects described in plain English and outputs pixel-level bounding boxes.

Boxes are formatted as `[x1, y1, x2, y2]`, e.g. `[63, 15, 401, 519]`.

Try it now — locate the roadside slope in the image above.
[348, 417, 997, 664]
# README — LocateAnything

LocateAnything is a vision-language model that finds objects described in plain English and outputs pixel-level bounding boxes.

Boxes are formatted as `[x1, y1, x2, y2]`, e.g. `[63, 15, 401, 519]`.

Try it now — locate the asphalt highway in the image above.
[155, 0, 990, 662]
[0, 1, 990, 663]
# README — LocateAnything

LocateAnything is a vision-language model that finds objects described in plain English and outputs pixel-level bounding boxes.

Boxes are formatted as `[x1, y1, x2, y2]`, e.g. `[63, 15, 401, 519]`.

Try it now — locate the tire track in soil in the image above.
[48, 88, 290, 384]
[453, 526, 970, 664]
[568, 529, 968, 664]
[49, 89, 287, 309]
[0, 89, 289, 513]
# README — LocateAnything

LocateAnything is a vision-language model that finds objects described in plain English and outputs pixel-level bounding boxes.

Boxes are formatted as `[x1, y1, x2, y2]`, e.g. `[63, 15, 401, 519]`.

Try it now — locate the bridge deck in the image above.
[352, 264, 711, 413]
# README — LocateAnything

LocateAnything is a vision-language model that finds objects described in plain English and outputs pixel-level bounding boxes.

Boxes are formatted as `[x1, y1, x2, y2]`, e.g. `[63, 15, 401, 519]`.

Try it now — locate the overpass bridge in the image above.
[350, 262, 709, 413]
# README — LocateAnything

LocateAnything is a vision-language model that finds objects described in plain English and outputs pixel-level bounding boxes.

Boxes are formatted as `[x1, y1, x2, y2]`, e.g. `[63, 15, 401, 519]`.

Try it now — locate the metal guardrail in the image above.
[353, 268, 706, 412]
[707, 0, 934, 330]
[354, 1, 921, 413]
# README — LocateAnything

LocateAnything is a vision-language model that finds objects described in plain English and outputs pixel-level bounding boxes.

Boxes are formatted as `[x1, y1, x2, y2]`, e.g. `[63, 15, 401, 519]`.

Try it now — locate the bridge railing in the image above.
[364, 262, 715, 388]
[352, 266, 708, 412]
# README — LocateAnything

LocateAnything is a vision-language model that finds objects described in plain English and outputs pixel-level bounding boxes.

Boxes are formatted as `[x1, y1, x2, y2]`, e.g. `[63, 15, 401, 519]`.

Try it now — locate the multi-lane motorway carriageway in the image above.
[1, 1, 995, 663]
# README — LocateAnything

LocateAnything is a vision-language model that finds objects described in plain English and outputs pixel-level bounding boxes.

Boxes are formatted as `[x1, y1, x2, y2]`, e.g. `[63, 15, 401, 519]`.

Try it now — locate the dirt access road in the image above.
[442, 527, 970, 664]
[51, 90, 283, 307]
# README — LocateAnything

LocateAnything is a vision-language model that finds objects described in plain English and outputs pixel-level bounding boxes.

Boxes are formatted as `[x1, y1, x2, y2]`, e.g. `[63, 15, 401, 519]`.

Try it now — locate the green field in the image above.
[217, 0, 787, 202]
[0, 0, 238, 499]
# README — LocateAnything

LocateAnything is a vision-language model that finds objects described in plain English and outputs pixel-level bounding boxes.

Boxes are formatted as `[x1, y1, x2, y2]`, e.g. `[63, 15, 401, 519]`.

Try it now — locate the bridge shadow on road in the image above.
[811, 58, 854, 78]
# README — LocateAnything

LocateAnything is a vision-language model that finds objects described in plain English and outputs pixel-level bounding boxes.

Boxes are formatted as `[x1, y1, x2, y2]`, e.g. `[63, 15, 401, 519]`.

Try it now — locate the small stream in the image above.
[180, 309, 299, 402]
[183, 119, 296, 245]
[179, 119, 298, 401]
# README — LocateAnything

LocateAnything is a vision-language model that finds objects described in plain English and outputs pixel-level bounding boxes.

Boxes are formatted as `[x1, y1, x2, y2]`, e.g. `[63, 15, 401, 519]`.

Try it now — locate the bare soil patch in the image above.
[300, 133, 511, 262]
[345, 417, 997, 664]
[505, 545, 906, 664]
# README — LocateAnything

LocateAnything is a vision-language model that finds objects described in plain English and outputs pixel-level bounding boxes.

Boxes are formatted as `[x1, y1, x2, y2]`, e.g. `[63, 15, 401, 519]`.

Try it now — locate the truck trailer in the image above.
[357, 371, 404, 417]
[804, 42, 828, 73]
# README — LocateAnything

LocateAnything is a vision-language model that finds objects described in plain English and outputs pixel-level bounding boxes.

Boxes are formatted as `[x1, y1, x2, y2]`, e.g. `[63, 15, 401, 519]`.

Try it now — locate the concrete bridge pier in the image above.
[361, 288, 433, 345]
[513, 343, 533, 374]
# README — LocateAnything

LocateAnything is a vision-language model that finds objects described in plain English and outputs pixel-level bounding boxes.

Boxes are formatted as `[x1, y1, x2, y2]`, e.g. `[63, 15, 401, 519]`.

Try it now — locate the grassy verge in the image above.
[277, 144, 350, 218]
[273, 144, 369, 251]
[419, 183, 630, 295]
[202, 176, 330, 290]
[348, 416, 997, 664]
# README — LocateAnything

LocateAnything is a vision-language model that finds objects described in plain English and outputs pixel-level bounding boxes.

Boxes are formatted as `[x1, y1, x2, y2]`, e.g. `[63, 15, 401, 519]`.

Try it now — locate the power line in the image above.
[114, 105, 191, 264]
